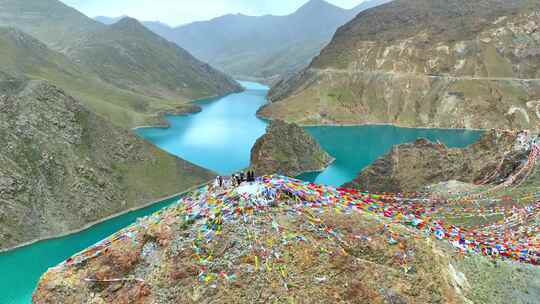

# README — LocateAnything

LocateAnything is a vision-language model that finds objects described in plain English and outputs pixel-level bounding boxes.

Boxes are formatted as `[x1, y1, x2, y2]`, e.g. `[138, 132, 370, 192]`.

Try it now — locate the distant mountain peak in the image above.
[113, 16, 141, 27]
[110, 17, 152, 35]
[94, 15, 128, 25]
[145, 20, 172, 27]
[295, 0, 343, 14]
[302, 0, 333, 7]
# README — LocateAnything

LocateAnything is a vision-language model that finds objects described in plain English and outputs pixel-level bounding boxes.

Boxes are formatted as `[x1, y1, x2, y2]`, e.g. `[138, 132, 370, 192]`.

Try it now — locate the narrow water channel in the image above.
[136, 81, 269, 175]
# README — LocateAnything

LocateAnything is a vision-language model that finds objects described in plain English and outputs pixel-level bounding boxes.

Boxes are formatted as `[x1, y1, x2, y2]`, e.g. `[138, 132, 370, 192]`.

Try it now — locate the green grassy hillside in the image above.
[0, 0, 241, 128]
[0, 27, 192, 127]
[69, 17, 240, 101]
[0, 79, 215, 250]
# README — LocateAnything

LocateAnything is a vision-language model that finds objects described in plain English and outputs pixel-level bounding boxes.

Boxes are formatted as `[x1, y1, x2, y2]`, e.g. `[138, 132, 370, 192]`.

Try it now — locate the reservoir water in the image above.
[298, 125, 482, 186]
[0, 196, 178, 304]
[136, 81, 481, 186]
[136, 81, 269, 175]
[0, 81, 482, 303]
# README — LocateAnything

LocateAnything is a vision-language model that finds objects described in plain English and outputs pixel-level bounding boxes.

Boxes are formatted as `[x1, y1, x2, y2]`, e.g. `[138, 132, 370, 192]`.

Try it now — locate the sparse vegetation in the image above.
[266, 0, 540, 130]
[0, 81, 215, 250]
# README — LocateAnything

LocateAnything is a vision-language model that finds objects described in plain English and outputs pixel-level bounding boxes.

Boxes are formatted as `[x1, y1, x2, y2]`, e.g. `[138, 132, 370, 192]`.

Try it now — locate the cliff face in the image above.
[250, 120, 333, 176]
[344, 130, 529, 192]
[263, 0, 540, 130]
[0, 80, 214, 250]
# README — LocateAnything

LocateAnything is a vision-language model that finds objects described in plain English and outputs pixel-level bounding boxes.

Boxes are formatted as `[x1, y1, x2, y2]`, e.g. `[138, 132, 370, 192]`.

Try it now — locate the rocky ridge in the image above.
[250, 120, 333, 176]
[65, 17, 242, 101]
[344, 129, 528, 192]
[139, 0, 391, 83]
[262, 0, 540, 130]
[0, 0, 242, 128]
[33, 175, 540, 304]
[0, 80, 214, 250]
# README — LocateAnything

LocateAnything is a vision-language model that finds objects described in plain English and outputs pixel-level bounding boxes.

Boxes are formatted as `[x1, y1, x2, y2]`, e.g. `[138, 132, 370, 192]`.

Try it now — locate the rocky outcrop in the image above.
[263, 0, 540, 130]
[250, 120, 333, 176]
[344, 130, 530, 192]
[32, 177, 469, 304]
[33, 176, 540, 304]
[0, 80, 215, 250]
[0, 70, 27, 95]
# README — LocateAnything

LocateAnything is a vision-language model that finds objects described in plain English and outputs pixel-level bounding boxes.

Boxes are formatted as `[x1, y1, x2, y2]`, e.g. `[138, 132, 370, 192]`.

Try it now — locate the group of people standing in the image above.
[232, 170, 256, 186]
[214, 170, 257, 189]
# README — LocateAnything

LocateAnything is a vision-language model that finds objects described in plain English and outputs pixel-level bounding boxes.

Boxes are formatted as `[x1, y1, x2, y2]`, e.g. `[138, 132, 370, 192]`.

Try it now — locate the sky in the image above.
[60, 0, 366, 27]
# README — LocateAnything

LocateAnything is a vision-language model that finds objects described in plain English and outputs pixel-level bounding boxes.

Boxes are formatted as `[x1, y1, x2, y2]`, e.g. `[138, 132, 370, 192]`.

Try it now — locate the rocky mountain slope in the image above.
[130, 0, 391, 82]
[0, 0, 241, 127]
[250, 120, 333, 176]
[0, 79, 214, 250]
[67, 17, 241, 101]
[33, 175, 540, 303]
[0, 0, 102, 51]
[262, 0, 540, 130]
[0, 26, 159, 127]
[344, 130, 526, 192]
[0, 25, 237, 128]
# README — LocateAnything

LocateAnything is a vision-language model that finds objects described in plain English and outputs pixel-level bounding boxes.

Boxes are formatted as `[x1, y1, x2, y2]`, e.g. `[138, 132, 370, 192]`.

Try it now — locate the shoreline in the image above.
[299, 122, 487, 132]
[1, 80, 491, 253]
[0, 181, 211, 254]
[133, 94, 232, 131]
[296, 156, 337, 177]
[133, 85, 251, 131]
[133, 81, 272, 132]
[257, 114, 488, 132]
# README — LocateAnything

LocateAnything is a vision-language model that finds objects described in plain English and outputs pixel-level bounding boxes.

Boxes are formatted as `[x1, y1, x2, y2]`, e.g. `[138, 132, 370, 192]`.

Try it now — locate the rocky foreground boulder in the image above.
[344, 130, 532, 193]
[0, 80, 214, 250]
[250, 120, 333, 176]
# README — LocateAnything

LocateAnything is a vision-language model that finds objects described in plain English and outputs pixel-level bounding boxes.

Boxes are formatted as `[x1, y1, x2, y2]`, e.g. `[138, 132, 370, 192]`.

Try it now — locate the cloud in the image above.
[61, 0, 364, 26]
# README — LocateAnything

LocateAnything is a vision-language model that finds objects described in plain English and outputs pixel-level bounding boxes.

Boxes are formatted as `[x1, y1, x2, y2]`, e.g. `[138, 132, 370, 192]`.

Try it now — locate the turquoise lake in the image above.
[0, 81, 482, 303]
[136, 81, 482, 186]
[136, 81, 268, 175]
[298, 125, 483, 186]
[0, 196, 178, 304]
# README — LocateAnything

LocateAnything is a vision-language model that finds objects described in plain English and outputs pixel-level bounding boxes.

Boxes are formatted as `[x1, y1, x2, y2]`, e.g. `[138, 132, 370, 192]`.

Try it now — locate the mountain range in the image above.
[0, 0, 241, 128]
[9, 0, 540, 302]
[0, 0, 244, 248]
[0, 77, 214, 250]
[262, 0, 540, 130]
[95, 0, 392, 82]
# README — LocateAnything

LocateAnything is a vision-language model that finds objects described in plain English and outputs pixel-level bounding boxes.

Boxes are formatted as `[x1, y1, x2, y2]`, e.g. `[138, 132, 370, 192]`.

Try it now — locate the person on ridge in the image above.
[240, 171, 245, 183]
